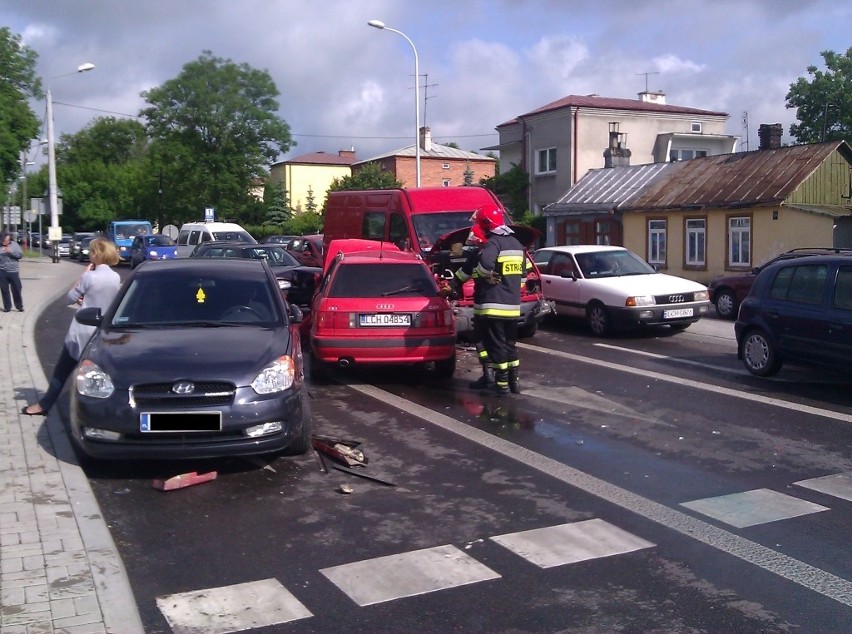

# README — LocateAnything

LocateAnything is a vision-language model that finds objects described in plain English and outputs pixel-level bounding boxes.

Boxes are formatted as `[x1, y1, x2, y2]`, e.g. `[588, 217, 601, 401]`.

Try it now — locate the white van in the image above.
[175, 221, 256, 258]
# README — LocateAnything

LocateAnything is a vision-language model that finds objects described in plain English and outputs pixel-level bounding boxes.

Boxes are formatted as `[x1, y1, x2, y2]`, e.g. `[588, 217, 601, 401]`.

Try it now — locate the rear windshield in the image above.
[328, 262, 437, 298]
[146, 235, 175, 246]
[111, 272, 280, 326]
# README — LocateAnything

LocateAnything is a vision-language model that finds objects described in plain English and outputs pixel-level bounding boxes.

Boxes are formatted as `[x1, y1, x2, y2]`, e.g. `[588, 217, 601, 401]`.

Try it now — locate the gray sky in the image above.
[4, 0, 849, 168]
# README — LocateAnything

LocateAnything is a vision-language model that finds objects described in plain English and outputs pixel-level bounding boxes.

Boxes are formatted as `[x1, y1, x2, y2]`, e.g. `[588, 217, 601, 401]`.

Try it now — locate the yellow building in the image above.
[270, 150, 356, 213]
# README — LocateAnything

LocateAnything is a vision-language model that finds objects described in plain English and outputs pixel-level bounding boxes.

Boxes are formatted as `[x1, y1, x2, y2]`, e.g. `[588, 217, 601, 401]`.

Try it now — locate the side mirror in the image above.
[278, 279, 293, 292]
[75, 306, 102, 327]
[288, 303, 304, 323]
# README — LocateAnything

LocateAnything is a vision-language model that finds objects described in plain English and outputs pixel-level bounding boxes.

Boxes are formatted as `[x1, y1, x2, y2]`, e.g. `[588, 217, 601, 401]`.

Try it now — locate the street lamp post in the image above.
[368, 19, 420, 187]
[46, 62, 94, 262]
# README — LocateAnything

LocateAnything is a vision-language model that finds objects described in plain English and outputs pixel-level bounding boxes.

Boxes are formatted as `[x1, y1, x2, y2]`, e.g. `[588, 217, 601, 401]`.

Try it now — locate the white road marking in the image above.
[680, 489, 830, 528]
[157, 578, 312, 633]
[491, 518, 654, 568]
[347, 382, 852, 607]
[795, 472, 852, 503]
[518, 342, 852, 425]
[320, 544, 501, 606]
[593, 342, 740, 374]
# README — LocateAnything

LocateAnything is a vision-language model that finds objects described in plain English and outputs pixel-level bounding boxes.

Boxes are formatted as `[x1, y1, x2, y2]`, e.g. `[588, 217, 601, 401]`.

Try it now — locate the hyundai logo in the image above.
[668, 295, 685, 303]
[172, 382, 195, 395]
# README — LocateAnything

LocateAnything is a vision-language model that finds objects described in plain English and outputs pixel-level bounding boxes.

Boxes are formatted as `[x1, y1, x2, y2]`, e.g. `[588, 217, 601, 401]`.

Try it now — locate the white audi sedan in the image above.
[532, 245, 710, 336]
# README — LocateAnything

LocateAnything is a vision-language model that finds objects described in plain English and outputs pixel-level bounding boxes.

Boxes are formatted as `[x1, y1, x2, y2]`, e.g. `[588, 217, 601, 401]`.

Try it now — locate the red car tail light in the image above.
[316, 311, 355, 329]
[414, 308, 454, 328]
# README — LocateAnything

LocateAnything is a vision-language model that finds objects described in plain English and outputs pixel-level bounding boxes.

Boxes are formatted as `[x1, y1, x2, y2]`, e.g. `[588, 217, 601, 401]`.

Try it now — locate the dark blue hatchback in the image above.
[735, 251, 852, 376]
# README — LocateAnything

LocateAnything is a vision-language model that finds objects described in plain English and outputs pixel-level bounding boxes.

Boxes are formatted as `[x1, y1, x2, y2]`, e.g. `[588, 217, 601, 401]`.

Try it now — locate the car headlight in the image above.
[251, 355, 296, 394]
[694, 290, 709, 301]
[148, 249, 158, 258]
[626, 295, 655, 307]
[75, 360, 115, 398]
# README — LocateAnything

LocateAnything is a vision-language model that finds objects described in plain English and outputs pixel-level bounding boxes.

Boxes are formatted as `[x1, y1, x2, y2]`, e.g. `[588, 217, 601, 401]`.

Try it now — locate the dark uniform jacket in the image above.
[455, 232, 524, 319]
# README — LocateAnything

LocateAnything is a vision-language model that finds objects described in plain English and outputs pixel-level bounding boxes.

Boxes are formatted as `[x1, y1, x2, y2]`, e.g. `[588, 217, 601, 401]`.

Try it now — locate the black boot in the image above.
[508, 367, 521, 394]
[469, 364, 495, 389]
[482, 369, 509, 396]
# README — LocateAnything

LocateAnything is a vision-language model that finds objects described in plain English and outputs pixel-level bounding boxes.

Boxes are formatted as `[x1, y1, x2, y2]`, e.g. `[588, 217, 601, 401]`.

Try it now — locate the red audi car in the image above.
[308, 240, 456, 381]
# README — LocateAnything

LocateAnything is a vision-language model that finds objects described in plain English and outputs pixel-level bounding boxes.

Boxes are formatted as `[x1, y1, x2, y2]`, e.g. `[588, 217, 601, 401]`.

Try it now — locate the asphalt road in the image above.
[36, 266, 852, 633]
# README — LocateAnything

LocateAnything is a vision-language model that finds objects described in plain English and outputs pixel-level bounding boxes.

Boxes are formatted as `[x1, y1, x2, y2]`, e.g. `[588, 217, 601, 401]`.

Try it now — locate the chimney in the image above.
[638, 91, 666, 105]
[420, 126, 432, 152]
[338, 149, 356, 160]
[758, 123, 782, 150]
[603, 122, 632, 168]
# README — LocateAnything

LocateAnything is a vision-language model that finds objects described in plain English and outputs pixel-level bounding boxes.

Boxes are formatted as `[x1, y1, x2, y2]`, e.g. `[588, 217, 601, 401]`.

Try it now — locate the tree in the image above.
[141, 51, 293, 222]
[305, 185, 317, 213]
[263, 181, 291, 225]
[0, 27, 42, 185]
[327, 163, 402, 193]
[481, 163, 529, 221]
[786, 47, 852, 143]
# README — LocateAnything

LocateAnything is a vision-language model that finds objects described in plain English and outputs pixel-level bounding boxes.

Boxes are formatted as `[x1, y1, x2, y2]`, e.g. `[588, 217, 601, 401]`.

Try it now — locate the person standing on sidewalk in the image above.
[0, 231, 25, 312]
[22, 237, 121, 416]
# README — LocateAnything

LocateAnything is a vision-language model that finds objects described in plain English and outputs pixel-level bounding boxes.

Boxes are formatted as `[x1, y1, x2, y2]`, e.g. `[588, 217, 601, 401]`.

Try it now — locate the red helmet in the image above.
[467, 223, 487, 245]
[471, 206, 504, 234]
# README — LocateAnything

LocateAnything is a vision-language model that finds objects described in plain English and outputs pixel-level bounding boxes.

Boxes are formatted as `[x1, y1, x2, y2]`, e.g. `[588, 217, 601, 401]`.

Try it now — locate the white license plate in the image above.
[663, 308, 694, 319]
[359, 313, 411, 327]
[140, 412, 222, 432]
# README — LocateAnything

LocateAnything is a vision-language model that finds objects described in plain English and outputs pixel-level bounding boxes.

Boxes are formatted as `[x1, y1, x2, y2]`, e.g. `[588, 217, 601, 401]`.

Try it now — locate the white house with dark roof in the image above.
[483, 92, 738, 215]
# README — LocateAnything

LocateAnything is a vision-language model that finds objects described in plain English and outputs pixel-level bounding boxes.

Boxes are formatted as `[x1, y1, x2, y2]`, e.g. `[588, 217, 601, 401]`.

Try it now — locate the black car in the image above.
[735, 252, 852, 376]
[260, 234, 297, 245]
[69, 259, 311, 460]
[189, 241, 320, 308]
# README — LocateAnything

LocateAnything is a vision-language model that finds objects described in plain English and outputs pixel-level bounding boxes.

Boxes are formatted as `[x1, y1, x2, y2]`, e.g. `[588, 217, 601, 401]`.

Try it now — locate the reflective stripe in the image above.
[474, 306, 522, 318]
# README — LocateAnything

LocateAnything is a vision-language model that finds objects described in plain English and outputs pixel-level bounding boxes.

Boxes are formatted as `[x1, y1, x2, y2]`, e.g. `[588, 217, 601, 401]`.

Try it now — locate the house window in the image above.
[691, 122, 703, 133]
[536, 147, 557, 174]
[562, 222, 581, 246]
[595, 220, 611, 245]
[728, 216, 751, 267]
[685, 218, 706, 266]
[669, 148, 708, 161]
[442, 163, 450, 169]
[442, 179, 451, 187]
[648, 219, 666, 265]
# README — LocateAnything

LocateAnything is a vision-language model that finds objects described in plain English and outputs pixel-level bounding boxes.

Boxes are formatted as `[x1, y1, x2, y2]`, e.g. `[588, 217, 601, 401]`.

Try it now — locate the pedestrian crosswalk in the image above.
[155, 471, 852, 633]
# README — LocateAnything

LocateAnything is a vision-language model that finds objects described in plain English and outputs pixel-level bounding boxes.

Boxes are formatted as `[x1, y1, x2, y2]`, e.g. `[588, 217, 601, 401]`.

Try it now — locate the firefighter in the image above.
[453, 206, 523, 395]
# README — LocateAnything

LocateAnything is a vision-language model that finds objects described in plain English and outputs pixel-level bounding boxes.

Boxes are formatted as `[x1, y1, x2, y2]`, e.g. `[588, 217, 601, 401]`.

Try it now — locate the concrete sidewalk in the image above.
[0, 257, 143, 633]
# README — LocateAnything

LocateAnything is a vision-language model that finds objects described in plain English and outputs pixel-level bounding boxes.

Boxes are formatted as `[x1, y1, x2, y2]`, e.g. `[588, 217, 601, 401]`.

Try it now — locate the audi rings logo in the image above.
[172, 382, 195, 395]
[376, 303, 395, 310]
[668, 294, 685, 303]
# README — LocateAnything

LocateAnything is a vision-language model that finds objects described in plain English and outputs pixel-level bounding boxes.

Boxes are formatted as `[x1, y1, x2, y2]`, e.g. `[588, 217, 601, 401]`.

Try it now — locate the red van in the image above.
[323, 187, 553, 338]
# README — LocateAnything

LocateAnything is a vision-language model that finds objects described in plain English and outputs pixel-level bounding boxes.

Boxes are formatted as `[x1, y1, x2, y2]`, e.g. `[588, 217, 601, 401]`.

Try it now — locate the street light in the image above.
[46, 62, 95, 262]
[368, 19, 420, 187]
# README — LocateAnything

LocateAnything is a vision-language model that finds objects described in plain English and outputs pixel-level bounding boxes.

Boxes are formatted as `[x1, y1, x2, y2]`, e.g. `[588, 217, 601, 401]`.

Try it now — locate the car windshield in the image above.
[146, 235, 175, 246]
[250, 247, 299, 266]
[575, 250, 656, 278]
[212, 230, 256, 243]
[328, 262, 437, 298]
[411, 212, 477, 252]
[110, 273, 280, 326]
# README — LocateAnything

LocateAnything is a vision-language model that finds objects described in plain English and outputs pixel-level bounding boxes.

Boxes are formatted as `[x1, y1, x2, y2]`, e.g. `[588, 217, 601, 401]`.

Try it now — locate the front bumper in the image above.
[70, 386, 309, 460]
[608, 301, 710, 329]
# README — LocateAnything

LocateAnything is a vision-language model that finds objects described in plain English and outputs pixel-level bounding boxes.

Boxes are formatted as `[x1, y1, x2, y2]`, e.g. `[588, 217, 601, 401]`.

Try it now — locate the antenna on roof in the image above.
[422, 73, 438, 128]
[636, 71, 660, 93]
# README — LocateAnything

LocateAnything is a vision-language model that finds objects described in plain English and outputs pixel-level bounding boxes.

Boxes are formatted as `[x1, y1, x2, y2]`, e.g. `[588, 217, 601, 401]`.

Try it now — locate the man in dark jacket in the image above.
[453, 206, 523, 395]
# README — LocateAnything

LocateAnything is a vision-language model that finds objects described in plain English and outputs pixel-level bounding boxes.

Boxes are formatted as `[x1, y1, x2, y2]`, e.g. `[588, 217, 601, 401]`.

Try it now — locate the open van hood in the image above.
[430, 224, 540, 253]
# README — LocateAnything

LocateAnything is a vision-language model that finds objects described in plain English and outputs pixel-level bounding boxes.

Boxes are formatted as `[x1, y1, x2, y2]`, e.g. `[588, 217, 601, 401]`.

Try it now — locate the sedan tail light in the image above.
[415, 308, 453, 328]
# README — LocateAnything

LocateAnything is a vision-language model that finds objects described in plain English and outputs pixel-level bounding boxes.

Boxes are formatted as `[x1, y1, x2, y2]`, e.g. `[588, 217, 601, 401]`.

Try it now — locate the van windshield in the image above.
[411, 212, 475, 252]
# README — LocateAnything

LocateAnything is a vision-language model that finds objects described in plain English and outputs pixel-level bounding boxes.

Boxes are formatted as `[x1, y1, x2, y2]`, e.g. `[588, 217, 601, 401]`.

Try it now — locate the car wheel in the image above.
[740, 328, 782, 377]
[587, 303, 611, 337]
[308, 348, 327, 383]
[433, 352, 457, 379]
[714, 288, 738, 320]
[282, 396, 312, 455]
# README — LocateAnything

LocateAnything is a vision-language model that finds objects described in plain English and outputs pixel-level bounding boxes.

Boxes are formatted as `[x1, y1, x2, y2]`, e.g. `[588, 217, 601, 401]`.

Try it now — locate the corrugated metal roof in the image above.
[356, 142, 495, 164]
[274, 152, 357, 166]
[545, 163, 678, 214]
[623, 141, 849, 211]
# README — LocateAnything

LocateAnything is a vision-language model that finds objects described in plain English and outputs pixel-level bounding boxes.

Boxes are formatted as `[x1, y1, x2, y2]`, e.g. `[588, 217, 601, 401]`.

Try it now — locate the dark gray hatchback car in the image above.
[735, 252, 852, 376]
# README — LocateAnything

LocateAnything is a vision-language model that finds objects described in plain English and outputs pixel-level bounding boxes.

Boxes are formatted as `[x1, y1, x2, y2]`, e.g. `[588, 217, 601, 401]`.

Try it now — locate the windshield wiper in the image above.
[382, 283, 423, 296]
